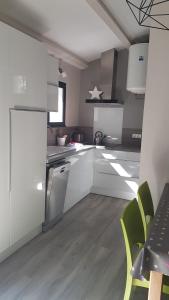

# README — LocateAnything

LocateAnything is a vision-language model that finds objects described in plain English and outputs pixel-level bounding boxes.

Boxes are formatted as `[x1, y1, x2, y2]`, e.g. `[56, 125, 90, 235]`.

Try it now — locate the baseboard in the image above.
[0, 225, 42, 263]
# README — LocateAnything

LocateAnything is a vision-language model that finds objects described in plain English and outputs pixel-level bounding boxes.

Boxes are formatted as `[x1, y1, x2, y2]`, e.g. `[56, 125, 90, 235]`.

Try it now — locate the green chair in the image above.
[120, 199, 169, 300]
[137, 181, 154, 239]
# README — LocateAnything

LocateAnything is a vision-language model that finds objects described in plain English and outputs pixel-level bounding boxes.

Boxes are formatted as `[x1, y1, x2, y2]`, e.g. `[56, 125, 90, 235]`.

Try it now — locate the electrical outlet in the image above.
[132, 133, 142, 139]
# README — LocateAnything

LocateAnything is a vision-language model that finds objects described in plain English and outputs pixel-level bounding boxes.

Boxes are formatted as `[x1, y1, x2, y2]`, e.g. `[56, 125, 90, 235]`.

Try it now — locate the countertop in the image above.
[99, 144, 141, 153]
[47, 144, 95, 164]
[47, 143, 140, 164]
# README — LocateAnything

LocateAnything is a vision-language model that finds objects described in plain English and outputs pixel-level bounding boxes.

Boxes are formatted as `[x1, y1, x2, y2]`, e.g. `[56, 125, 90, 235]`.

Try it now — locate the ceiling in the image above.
[0, 0, 149, 63]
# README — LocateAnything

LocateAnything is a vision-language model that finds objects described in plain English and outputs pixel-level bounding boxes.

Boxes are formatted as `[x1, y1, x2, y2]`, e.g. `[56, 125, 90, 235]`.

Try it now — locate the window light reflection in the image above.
[78, 151, 87, 156]
[110, 163, 131, 177]
[125, 180, 138, 194]
[37, 182, 43, 191]
[102, 153, 117, 160]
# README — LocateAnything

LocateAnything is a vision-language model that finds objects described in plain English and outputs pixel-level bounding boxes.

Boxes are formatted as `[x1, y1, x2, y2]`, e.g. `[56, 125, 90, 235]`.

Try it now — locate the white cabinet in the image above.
[0, 22, 47, 258]
[47, 83, 58, 112]
[64, 149, 93, 212]
[47, 55, 58, 112]
[47, 55, 58, 83]
[10, 110, 47, 245]
[0, 22, 11, 253]
[92, 148, 140, 200]
[8, 27, 47, 109]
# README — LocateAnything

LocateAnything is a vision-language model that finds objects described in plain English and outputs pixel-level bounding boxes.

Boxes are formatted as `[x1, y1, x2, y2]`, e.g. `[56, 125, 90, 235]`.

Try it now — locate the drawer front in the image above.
[94, 158, 140, 178]
[94, 148, 140, 162]
[92, 172, 139, 200]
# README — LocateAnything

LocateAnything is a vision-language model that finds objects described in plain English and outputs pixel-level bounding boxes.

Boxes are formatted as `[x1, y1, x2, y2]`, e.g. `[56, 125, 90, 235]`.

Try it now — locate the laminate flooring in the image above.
[0, 194, 167, 300]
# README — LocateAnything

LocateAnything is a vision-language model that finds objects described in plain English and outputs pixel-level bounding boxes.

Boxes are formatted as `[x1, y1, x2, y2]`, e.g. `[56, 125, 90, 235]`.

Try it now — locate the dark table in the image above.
[132, 183, 169, 300]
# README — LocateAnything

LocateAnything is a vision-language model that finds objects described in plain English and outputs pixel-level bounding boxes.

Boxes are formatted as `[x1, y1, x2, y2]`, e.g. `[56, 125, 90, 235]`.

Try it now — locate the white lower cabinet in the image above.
[91, 148, 140, 200]
[64, 148, 140, 213]
[92, 173, 139, 200]
[64, 149, 93, 212]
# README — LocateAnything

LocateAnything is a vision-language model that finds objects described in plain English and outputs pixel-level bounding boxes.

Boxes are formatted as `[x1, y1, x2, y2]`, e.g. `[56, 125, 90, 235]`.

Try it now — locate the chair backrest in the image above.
[120, 199, 145, 270]
[137, 181, 154, 238]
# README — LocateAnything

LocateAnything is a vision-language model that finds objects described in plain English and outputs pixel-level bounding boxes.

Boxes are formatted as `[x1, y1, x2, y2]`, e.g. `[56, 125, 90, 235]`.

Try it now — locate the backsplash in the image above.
[47, 126, 142, 147]
[122, 128, 142, 147]
[47, 126, 93, 145]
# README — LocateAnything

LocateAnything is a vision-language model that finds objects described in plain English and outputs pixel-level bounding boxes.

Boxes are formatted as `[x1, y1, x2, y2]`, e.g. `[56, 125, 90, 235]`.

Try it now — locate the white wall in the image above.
[140, 28, 169, 208]
[61, 61, 81, 126]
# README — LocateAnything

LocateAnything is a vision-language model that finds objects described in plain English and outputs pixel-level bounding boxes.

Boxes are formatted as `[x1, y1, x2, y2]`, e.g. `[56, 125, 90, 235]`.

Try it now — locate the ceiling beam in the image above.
[0, 12, 88, 70]
[86, 0, 131, 48]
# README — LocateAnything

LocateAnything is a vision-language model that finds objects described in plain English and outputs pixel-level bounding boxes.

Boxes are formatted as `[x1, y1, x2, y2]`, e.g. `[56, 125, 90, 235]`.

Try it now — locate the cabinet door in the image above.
[64, 150, 93, 212]
[47, 83, 58, 112]
[9, 27, 47, 109]
[0, 22, 10, 253]
[47, 55, 58, 83]
[10, 110, 47, 245]
[92, 148, 140, 200]
[92, 172, 139, 200]
[94, 158, 140, 178]
[47, 56, 58, 111]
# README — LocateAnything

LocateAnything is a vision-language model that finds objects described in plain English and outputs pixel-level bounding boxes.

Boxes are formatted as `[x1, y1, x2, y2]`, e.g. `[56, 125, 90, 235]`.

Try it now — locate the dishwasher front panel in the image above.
[43, 161, 70, 231]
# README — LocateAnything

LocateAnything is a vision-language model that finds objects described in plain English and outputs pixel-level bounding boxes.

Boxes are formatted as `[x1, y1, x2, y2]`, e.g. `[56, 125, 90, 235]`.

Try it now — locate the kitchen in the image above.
[0, 1, 169, 299]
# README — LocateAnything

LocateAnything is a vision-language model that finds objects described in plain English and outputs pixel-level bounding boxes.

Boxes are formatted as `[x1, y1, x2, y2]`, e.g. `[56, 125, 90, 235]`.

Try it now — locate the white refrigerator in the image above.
[10, 109, 47, 245]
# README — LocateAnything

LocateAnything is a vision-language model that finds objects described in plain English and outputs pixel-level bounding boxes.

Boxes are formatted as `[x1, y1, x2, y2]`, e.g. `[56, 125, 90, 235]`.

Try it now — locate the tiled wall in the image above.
[47, 126, 93, 145]
[47, 126, 142, 147]
[122, 128, 142, 147]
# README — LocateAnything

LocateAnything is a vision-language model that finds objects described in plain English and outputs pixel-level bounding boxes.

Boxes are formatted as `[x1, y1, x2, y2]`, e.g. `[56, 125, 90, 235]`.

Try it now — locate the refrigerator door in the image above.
[10, 110, 47, 245]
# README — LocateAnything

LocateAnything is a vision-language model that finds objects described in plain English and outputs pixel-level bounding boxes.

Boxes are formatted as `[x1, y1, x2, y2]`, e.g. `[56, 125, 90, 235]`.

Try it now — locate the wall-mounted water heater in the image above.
[127, 43, 149, 94]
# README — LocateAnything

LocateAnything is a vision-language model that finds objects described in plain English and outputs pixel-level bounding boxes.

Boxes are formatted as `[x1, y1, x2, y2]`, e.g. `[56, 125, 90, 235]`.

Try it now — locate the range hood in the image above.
[100, 49, 118, 102]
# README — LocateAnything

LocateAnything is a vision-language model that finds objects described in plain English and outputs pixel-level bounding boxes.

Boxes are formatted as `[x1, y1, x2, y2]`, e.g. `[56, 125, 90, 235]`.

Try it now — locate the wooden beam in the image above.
[86, 0, 131, 48]
[0, 13, 88, 70]
[148, 271, 163, 300]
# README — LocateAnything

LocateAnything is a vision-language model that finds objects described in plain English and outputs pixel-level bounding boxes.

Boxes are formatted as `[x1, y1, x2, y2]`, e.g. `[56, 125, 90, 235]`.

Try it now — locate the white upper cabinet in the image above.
[8, 27, 47, 109]
[47, 55, 58, 111]
[47, 55, 58, 83]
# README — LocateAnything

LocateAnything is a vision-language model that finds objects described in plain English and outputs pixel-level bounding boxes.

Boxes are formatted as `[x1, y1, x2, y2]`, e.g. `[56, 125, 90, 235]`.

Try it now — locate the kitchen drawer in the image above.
[94, 148, 140, 162]
[94, 158, 140, 178]
[92, 172, 139, 200]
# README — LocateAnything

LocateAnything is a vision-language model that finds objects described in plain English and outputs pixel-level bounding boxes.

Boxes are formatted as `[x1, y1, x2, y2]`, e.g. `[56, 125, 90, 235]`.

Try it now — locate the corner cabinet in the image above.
[91, 148, 140, 200]
[8, 27, 47, 110]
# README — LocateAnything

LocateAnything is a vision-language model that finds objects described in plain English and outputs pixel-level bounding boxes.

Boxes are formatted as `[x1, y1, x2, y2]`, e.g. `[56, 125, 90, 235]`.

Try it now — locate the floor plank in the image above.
[0, 193, 166, 300]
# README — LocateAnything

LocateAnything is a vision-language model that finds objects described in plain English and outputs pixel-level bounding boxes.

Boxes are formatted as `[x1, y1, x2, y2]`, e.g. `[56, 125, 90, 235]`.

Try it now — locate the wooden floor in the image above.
[0, 194, 166, 300]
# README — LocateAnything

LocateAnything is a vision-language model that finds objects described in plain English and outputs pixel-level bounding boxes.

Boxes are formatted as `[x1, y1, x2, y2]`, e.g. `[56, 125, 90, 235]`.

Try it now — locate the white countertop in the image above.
[47, 143, 140, 164]
[47, 144, 95, 163]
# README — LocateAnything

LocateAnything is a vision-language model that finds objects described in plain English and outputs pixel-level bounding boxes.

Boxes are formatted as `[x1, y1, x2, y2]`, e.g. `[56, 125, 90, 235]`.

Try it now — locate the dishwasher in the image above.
[42, 160, 70, 232]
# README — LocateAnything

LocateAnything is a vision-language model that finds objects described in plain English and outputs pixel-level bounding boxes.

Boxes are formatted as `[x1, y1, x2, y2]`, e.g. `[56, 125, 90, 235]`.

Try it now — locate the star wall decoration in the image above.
[88, 86, 103, 100]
